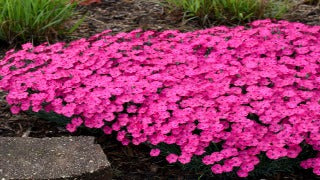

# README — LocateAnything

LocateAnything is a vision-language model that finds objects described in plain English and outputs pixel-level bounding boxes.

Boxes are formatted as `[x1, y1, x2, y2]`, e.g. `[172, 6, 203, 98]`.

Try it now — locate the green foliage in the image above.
[249, 143, 317, 178]
[0, 0, 81, 44]
[27, 110, 71, 126]
[163, 0, 290, 26]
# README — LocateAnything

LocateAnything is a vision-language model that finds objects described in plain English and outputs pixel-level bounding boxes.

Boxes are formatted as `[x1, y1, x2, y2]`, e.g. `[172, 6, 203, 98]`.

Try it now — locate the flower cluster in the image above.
[1, 19, 320, 177]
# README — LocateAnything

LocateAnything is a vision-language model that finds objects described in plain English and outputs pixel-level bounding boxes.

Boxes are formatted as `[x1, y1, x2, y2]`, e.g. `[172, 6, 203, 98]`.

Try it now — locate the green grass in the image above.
[163, 0, 290, 26]
[0, 0, 83, 44]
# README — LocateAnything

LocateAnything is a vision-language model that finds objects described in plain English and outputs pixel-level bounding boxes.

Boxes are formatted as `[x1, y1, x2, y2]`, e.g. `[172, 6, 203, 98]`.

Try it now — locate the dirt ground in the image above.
[1, 0, 320, 179]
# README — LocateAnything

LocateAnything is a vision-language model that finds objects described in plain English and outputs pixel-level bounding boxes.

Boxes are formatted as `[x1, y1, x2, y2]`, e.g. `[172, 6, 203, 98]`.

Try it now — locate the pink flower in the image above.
[10, 106, 21, 114]
[166, 153, 178, 163]
[66, 123, 77, 133]
[150, 148, 161, 157]
[211, 164, 223, 174]
[71, 117, 83, 127]
[237, 169, 249, 177]
[1, 20, 320, 178]
[103, 126, 113, 135]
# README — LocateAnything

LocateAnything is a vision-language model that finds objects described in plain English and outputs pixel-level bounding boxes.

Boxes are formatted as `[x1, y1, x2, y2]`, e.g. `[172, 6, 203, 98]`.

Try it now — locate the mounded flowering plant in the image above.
[0, 19, 320, 177]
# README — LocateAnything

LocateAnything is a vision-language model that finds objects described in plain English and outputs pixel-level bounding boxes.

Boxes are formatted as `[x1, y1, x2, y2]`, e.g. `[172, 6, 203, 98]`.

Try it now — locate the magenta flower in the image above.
[166, 153, 178, 163]
[1, 19, 320, 177]
[150, 148, 161, 157]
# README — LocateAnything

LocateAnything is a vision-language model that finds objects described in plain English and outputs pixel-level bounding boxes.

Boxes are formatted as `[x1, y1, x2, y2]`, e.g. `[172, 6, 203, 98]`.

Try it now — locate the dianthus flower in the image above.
[1, 19, 320, 177]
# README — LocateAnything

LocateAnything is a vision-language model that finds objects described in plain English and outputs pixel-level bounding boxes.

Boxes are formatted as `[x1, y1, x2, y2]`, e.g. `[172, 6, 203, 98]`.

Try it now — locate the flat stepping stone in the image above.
[0, 136, 111, 180]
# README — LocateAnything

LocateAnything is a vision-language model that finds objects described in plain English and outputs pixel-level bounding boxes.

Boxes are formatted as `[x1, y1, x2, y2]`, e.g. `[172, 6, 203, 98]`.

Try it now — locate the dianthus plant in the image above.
[1, 19, 320, 177]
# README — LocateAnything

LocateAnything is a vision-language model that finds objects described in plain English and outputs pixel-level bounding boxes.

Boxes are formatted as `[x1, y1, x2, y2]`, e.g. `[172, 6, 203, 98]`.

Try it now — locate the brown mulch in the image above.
[284, 0, 320, 25]
[1, 0, 320, 179]
[68, 0, 199, 39]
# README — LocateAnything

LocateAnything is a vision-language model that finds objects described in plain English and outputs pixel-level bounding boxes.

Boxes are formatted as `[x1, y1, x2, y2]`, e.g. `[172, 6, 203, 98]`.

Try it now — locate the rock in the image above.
[0, 136, 112, 180]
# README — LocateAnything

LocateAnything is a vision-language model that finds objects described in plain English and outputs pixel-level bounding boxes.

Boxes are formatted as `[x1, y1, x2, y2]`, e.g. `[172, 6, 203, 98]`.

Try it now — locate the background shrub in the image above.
[163, 0, 290, 26]
[0, 0, 81, 44]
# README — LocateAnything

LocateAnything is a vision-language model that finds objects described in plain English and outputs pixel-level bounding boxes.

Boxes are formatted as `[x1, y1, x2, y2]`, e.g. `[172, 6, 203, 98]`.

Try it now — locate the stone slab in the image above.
[0, 136, 111, 180]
